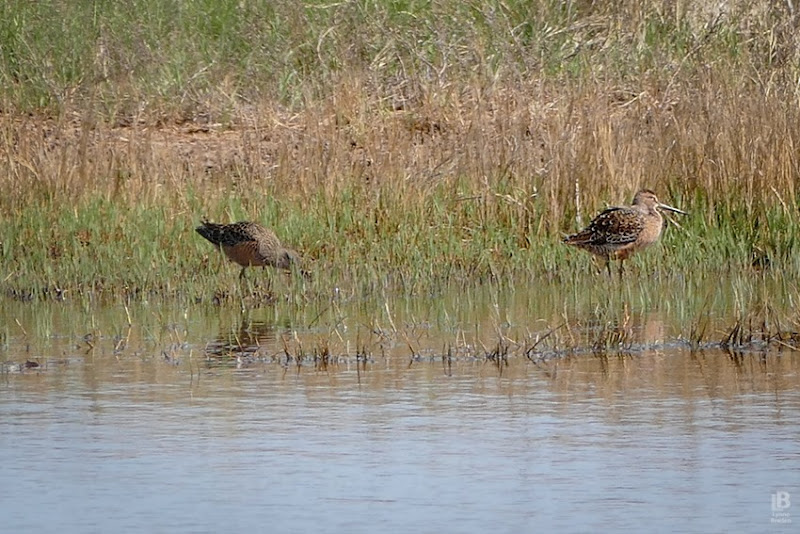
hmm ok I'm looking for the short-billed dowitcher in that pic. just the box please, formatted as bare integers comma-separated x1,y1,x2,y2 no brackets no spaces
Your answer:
196,219,301,280
563,189,686,276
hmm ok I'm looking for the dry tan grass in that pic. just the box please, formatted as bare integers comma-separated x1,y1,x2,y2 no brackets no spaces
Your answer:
4,67,798,225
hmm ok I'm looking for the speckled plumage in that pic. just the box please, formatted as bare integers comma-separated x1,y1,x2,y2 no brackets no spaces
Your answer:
563,190,686,275
196,219,300,279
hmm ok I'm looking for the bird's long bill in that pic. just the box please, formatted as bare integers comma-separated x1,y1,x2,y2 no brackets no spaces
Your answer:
658,202,687,215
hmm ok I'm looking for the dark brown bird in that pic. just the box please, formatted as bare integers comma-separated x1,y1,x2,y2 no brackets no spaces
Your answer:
196,219,301,280
563,189,686,276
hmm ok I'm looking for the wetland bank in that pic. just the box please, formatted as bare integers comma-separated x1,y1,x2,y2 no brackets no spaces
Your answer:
2,1,800,532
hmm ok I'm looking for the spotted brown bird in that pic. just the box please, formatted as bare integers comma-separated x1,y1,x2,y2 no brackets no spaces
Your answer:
196,219,301,280
563,189,686,276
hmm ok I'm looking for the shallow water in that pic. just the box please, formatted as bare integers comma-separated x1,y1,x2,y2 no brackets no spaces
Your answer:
1,291,799,533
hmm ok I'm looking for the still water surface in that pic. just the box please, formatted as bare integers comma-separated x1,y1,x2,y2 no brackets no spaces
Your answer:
1,295,798,533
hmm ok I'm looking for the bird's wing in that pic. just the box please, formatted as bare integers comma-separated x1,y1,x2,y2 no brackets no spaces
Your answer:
223,222,261,246
582,207,644,246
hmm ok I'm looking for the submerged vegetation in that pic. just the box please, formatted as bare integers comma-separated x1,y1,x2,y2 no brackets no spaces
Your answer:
1,0,800,330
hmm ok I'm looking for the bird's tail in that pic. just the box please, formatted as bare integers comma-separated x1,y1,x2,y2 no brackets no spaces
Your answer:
195,219,226,246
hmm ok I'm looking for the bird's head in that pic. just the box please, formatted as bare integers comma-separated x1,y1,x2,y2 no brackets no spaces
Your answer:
633,189,686,215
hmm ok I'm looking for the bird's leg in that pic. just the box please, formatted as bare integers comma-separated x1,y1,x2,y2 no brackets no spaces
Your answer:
604,257,612,277
618,260,625,280
237,267,249,307
265,268,273,294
